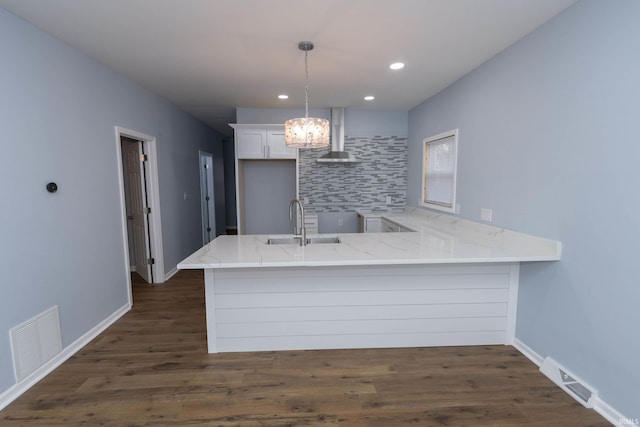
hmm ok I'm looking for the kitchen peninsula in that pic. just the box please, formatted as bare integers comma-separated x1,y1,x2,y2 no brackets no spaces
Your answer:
178,208,561,353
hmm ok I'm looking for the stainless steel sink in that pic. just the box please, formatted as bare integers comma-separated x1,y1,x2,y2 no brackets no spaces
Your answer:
267,237,301,245
307,236,341,244
267,236,341,245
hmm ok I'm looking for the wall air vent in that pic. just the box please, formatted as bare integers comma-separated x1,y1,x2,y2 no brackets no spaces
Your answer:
10,306,62,382
540,357,597,408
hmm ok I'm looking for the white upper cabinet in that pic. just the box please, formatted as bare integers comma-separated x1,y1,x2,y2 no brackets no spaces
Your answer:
231,124,297,159
266,129,295,158
235,128,266,159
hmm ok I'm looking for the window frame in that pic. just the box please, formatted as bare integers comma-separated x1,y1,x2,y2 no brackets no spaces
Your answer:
421,129,459,214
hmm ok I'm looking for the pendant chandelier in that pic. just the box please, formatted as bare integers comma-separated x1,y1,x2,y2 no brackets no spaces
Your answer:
284,41,330,148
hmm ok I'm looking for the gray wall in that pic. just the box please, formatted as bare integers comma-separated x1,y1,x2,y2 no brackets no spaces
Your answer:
408,0,639,416
0,8,224,395
242,160,297,235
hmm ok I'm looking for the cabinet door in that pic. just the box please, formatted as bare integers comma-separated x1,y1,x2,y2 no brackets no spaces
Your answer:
364,217,382,232
236,129,266,159
267,130,297,159
381,218,400,232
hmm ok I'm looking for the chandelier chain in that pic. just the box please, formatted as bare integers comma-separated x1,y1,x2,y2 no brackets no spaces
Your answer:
304,49,309,120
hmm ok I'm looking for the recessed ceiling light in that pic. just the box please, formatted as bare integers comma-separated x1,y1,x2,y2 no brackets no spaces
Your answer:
278,94,289,100
364,95,375,101
389,62,405,70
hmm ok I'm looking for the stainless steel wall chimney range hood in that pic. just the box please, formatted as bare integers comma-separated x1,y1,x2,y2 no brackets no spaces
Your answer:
316,108,358,163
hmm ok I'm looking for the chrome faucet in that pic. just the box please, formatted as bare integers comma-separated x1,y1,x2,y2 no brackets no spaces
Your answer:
289,198,306,246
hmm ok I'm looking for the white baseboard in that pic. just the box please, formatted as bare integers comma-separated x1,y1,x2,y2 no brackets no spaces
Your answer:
594,399,634,427
164,266,178,281
512,338,626,427
0,303,131,411
512,337,544,366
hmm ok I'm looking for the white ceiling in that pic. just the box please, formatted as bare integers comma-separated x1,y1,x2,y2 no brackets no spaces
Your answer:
0,0,578,136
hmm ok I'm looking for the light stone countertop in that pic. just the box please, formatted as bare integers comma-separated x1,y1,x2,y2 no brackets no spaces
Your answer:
178,207,561,270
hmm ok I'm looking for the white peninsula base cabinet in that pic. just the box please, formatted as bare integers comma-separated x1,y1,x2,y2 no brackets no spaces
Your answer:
179,208,561,354
204,262,519,353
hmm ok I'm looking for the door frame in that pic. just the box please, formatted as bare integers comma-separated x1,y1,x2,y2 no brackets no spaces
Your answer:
121,138,153,283
115,126,165,304
199,150,216,245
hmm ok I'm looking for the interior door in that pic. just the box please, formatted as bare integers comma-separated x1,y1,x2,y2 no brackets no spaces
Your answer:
200,152,216,244
124,140,152,283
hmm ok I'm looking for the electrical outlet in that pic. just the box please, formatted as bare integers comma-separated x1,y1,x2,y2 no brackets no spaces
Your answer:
480,208,493,222
304,197,309,204
338,218,344,227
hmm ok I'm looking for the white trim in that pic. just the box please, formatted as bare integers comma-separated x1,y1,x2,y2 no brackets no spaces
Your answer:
0,303,130,411
115,128,134,306
229,123,288,131
115,126,165,293
199,150,216,245
512,337,545,366
235,155,243,234
421,129,459,214
164,266,179,281
144,137,165,284
204,269,217,353
594,398,631,427
513,338,629,426
505,263,520,344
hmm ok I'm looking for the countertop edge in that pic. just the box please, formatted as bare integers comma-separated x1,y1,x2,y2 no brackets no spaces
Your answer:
178,255,561,270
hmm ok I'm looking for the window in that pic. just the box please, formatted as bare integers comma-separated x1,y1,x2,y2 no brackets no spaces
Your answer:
422,129,458,213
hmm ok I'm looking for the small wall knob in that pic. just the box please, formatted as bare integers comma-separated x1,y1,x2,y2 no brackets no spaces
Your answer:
46,182,58,193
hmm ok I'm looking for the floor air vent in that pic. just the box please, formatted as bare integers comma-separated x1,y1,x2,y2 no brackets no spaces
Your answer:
540,357,597,408
10,306,62,382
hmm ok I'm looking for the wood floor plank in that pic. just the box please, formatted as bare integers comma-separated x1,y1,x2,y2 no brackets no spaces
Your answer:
0,270,611,426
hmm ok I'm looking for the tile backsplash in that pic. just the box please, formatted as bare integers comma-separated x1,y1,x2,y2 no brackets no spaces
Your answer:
299,136,407,213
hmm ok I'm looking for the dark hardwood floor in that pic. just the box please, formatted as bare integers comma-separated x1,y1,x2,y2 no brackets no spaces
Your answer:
1,270,610,426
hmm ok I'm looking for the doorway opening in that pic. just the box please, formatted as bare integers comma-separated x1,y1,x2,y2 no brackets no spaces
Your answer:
199,151,216,244
115,127,165,305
